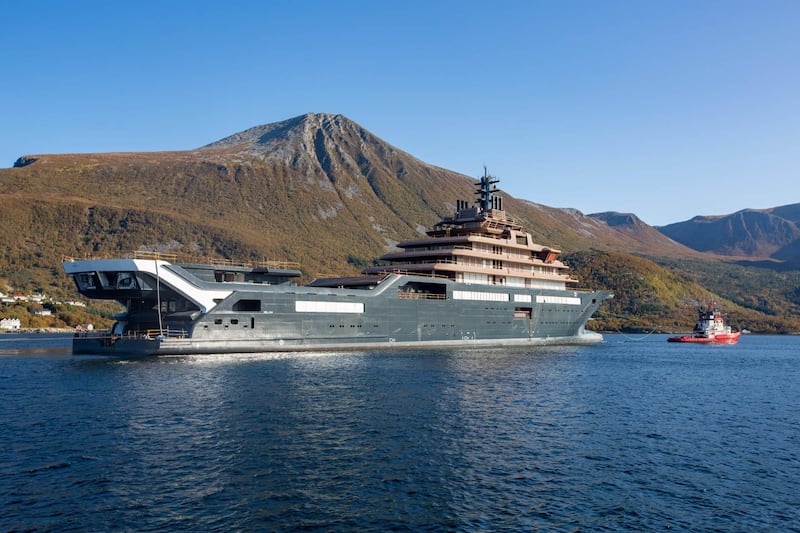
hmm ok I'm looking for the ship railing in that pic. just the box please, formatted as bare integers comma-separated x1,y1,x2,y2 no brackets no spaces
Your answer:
369,269,450,280
63,252,300,270
73,327,189,340
132,250,179,262
143,328,189,339
64,251,180,262
204,257,302,270
401,244,474,252
381,259,573,278
398,291,447,300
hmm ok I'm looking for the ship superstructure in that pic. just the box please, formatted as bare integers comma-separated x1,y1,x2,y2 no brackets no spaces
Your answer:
63,171,612,355
364,171,575,291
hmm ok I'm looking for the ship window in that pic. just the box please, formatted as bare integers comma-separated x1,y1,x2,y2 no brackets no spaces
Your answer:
516,236,527,245
538,249,558,263
514,307,532,319
398,282,447,300
453,290,509,302
233,299,261,312
214,319,223,325
231,319,239,325
75,273,97,290
215,271,242,282
116,272,136,289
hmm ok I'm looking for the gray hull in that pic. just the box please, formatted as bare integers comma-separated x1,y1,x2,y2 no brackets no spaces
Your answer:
73,332,605,356
72,274,611,356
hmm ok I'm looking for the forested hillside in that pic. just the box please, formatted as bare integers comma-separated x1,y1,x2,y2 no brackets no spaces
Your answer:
566,251,800,333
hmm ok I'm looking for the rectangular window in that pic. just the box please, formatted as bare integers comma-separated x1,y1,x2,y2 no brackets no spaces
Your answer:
295,300,364,314
514,307,532,318
76,273,97,290
453,290,509,302
233,299,261,312
536,295,581,305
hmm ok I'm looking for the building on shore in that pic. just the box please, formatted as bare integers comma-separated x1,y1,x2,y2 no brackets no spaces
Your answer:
1,318,21,330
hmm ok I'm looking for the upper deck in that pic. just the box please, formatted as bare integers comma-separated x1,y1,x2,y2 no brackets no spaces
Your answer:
364,170,577,289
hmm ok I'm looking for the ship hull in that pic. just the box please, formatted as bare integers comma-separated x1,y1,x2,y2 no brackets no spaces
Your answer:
64,263,610,356
667,332,740,344
72,330,606,356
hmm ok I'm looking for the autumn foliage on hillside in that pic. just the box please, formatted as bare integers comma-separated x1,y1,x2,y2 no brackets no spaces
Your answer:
566,251,800,334
2,113,800,333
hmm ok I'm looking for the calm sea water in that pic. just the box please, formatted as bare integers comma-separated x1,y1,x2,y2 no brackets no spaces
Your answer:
1,333,798,531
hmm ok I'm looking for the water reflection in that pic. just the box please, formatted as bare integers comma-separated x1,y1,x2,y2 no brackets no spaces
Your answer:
3,337,798,530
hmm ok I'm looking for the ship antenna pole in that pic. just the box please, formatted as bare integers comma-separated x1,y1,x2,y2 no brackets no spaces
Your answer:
155,256,164,336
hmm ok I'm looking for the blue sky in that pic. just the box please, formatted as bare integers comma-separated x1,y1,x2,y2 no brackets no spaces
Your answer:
2,0,798,226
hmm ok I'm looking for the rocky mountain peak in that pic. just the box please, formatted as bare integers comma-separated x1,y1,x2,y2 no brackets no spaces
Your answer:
589,211,645,228
198,112,403,184
201,113,363,157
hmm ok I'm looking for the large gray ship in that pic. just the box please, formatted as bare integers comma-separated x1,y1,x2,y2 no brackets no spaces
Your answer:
63,172,612,355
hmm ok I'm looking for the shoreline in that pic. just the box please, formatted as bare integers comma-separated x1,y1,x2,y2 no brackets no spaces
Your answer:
2,328,76,334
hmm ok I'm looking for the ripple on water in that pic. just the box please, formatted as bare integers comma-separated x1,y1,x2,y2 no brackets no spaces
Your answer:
1,336,799,530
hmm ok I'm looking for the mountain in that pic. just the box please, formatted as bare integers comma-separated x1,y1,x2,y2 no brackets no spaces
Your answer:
587,211,694,255
1,112,799,332
657,206,800,264
1,113,696,271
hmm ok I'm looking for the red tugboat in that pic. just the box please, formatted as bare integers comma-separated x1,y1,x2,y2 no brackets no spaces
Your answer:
667,302,740,344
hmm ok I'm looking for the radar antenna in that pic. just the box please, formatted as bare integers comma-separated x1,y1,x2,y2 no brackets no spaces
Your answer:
476,166,501,212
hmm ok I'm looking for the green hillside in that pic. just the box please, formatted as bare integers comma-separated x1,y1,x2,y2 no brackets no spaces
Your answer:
566,251,800,334
2,113,799,334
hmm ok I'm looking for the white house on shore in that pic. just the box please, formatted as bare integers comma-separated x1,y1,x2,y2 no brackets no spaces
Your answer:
1,318,21,330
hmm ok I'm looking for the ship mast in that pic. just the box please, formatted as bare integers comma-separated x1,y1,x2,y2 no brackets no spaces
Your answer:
155,257,164,336
476,166,501,213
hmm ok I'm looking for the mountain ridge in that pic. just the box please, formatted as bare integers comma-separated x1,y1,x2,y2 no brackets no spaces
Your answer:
11,112,795,263
658,206,800,262
2,112,799,332
6,113,795,267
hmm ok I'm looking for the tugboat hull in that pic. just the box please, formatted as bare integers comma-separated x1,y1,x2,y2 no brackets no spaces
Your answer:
667,332,740,344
